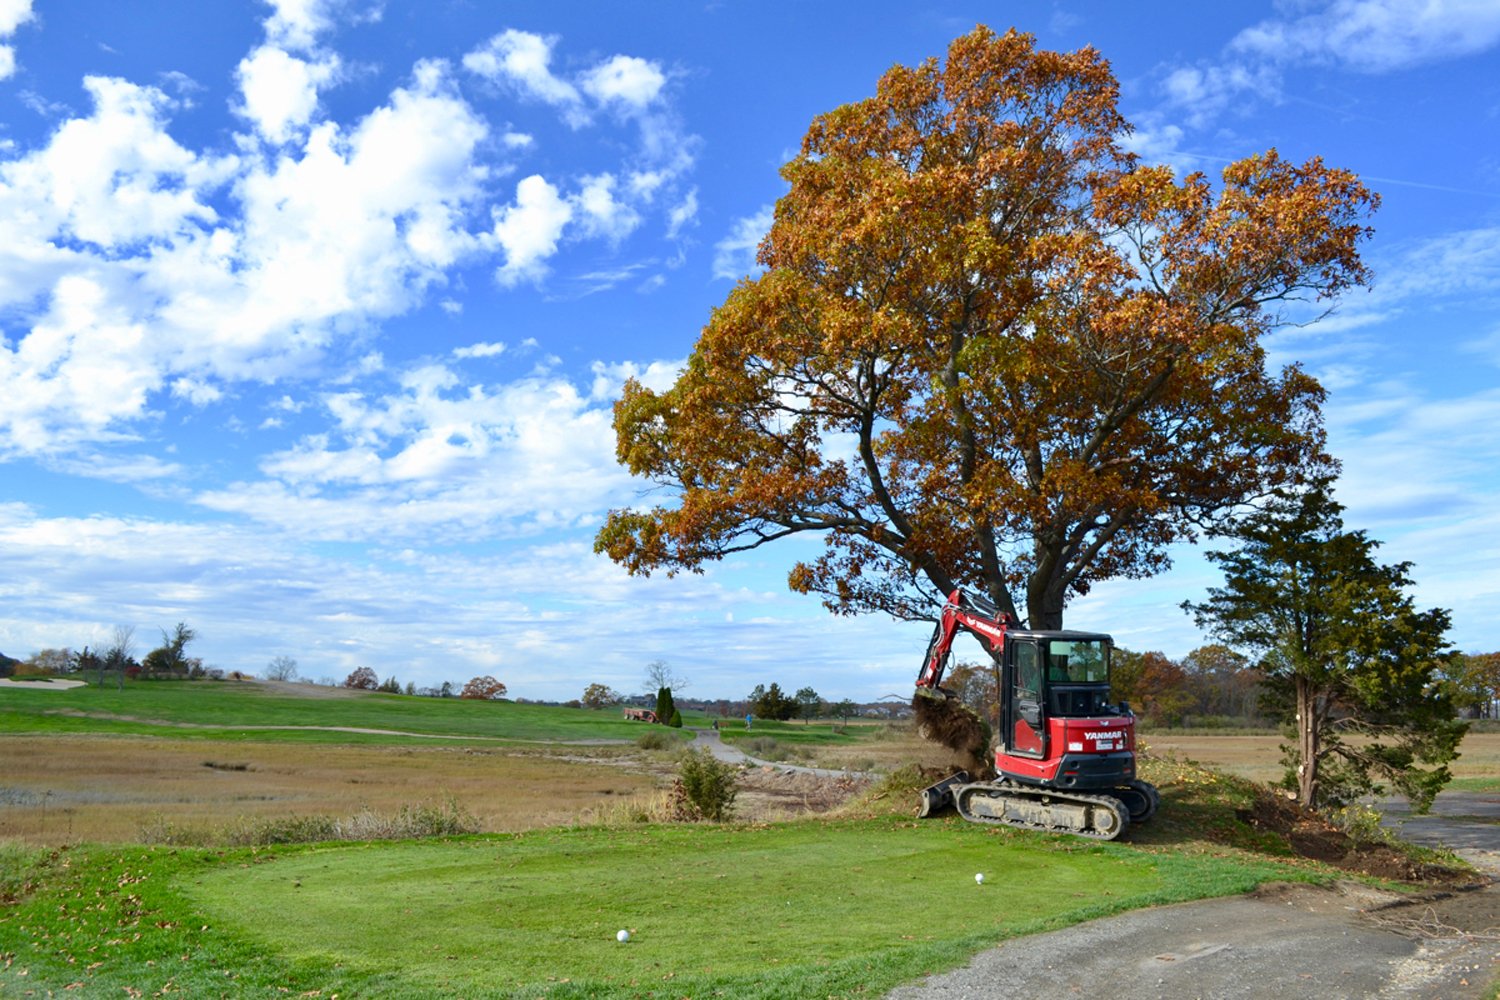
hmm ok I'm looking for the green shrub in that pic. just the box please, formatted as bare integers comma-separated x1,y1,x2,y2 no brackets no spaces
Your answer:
636,729,677,750
668,708,683,728
676,748,738,821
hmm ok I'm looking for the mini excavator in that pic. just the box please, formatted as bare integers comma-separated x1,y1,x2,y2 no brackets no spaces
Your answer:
914,589,1160,840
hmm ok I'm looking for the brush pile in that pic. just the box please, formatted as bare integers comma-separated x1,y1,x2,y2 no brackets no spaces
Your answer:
912,689,993,778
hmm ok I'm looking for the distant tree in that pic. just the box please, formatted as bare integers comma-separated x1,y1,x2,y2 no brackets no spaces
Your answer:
794,686,823,724
1187,477,1465,811
461,676,508,700
750,682,796,721
655,686,678,725
644,660,687,694
945,662,1000,727
377,675,401,693
25,648,74,675
404,681,417,696
439,680,455,698
582,683,621,709
344,666,379,690
831,698,858,724
143,622,200,678
100,626,135,690
1451,652,1500,720
265,654,299,682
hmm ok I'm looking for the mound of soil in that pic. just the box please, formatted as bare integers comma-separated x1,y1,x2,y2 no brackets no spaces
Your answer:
911,692,992,777
1237,789,1476,886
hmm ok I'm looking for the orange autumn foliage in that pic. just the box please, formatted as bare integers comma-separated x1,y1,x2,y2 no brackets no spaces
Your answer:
596,26,1377,630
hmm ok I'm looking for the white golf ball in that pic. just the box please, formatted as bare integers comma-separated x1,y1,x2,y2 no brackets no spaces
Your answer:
975,873,984,885
616,929,630,942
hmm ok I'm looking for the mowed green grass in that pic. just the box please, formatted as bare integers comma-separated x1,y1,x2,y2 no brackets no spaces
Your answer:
1,818,1302,999
0,679,696,745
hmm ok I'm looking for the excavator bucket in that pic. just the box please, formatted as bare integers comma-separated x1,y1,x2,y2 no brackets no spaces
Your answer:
917,770,970,817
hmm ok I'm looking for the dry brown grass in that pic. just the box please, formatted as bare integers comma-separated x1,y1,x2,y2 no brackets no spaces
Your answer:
0,735,657,845
1142,731,1500,786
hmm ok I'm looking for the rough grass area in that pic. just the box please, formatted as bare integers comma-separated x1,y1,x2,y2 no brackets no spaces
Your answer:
0,677,660,743
0,737,657,845
0,818,1307,999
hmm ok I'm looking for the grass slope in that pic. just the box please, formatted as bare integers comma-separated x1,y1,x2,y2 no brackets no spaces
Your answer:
0,679,689,745
1,817,1304,999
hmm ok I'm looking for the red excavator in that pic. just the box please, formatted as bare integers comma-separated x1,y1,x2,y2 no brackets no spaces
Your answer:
914,589,1159,840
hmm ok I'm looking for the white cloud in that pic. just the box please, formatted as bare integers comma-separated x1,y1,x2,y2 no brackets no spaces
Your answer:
574,173,641,243
453,341,506,359
197,362,642,540
235,45,340,144
463,30,586,125
492,174,573,286
1159,0,1500,125
580,55,666,109
1231,0,1500,72
712,206,773,280
262,0,336,53
0,0,32,82
666,188,698,238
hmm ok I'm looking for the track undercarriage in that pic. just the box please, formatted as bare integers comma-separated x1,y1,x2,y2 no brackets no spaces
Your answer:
918,771,1160,841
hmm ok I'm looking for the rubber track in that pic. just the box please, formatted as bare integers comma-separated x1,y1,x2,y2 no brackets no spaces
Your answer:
955,783,1131,841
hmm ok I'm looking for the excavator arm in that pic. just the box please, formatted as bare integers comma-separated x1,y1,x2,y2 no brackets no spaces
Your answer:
915,589,1015,692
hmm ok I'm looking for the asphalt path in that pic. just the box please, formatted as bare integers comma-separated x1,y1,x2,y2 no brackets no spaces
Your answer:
886,790,1500,1000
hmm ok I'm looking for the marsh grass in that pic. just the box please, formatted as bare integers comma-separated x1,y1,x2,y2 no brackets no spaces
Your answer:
137,797,478,847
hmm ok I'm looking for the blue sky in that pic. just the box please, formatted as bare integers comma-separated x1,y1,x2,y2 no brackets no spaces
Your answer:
1,0,1498,701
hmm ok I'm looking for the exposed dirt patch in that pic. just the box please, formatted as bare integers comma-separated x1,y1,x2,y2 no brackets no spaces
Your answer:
1237,787,1477,886
733,767,872,820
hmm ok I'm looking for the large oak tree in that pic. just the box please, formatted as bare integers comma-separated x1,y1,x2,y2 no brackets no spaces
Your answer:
596,27,1377,630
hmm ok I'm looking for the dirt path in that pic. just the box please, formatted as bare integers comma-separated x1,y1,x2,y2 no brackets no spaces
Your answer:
886,791,1500,999
688,726,869,778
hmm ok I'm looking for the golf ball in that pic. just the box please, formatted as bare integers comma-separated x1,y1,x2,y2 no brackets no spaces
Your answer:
975,873,984,885
616,929,630,942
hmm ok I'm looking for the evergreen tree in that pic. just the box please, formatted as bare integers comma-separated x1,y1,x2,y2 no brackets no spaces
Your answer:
1187,477,1464,811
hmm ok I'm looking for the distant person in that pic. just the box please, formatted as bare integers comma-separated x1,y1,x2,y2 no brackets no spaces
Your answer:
745,713,753,730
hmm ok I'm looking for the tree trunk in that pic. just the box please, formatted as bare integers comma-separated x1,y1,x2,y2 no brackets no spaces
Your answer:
1296,676,1320,808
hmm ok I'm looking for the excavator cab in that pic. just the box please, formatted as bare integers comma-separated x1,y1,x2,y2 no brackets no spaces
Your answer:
999,631,1123,761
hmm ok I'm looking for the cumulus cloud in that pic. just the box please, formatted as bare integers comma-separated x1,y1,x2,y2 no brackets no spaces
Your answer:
580,55,666,108
0,0,33,81
235,45,341,143
463,29,585,123
196,361,642,540
492,174,573,286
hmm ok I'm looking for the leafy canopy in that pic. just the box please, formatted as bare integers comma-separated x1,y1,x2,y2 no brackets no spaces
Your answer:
596,26,1376,629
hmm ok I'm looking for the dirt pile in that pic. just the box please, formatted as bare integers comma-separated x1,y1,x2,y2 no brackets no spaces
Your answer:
1238,789,1477,886
911,691,992,777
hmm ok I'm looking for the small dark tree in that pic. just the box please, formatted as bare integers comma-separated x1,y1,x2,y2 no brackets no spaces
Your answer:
1187,478,1465,811
750,682,796,721
655,686,678,725
794,686,823,724
378,675,401,693
676,748,738,821
832,698,858,724
344,666,379,690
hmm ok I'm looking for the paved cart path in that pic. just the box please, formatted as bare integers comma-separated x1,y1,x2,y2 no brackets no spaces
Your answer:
886,790,1500,1000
